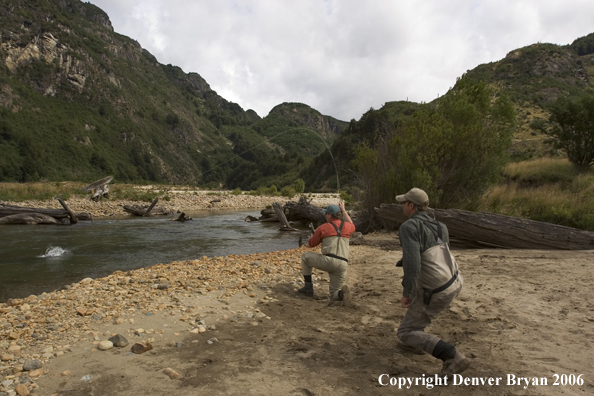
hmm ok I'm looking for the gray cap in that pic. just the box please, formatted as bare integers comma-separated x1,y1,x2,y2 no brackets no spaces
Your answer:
395,188,429,206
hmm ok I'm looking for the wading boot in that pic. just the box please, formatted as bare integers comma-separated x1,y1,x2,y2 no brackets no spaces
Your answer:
338,285,352,307
441,351,471,378
297,282,314,296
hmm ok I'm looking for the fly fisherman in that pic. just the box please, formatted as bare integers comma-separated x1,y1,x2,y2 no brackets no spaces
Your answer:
395,188,470,377
298,201,355,305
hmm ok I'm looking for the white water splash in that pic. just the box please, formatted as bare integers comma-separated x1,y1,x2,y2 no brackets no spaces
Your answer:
38,246,68,258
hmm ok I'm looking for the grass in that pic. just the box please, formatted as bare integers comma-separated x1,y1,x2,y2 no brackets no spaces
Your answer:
0,181,85,202
480,158,594,230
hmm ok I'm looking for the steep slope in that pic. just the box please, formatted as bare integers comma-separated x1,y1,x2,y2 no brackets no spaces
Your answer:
0,0,344,188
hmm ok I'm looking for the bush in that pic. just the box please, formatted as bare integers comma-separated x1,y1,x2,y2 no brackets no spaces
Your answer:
546,95,594,170
281,186,296,198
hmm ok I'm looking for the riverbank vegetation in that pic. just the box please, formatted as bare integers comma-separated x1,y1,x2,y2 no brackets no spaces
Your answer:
479,157,594,230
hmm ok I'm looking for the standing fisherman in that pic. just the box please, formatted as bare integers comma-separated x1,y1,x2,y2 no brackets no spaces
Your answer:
298,201,355,305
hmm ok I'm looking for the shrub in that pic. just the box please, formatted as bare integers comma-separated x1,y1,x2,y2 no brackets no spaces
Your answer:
281,186,296,198
546,95,594,170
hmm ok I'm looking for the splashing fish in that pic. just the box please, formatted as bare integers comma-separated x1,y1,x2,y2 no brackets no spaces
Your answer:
38,246,68,258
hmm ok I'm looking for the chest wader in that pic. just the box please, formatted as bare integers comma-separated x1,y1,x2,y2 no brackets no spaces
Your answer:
417,219,459,305
322,219,349,262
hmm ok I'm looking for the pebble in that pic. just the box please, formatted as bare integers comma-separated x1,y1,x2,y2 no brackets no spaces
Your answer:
28,369,42,378
22,360,42,372
162,368,180,379
108,334,129,347
131,342,152,354
97,341,113,351
14,384,28,396
6,346,21,355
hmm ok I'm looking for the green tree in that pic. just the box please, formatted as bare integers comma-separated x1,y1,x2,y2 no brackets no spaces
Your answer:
547,95,594,170
354,75,516,213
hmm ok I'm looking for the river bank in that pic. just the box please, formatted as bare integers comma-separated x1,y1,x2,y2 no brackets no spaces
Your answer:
1,191,340,219
1,230,593,395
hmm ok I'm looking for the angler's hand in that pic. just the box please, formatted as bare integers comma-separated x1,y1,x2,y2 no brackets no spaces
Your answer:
401,296,412,308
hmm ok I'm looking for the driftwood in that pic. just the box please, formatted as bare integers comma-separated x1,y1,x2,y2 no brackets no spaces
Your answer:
57,197,77,224
255,207,278,222
0,213,61,225
174,212,192,222
123,197,172,217
284,196,326,228
272,202,298,231
375,203,594,250
0,200,92,225
82,176,113,201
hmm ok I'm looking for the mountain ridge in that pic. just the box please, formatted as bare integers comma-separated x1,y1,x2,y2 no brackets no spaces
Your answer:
0,0,345,188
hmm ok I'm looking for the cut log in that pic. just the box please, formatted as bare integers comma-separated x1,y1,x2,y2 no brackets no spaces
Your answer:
375,203,594,250
0,213,61,225
272,202,298,231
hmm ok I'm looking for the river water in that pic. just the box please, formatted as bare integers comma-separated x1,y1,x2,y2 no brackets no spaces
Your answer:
0,210,306,302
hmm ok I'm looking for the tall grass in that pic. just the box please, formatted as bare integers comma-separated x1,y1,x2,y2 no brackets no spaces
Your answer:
0,182,85,202
480,158,594,230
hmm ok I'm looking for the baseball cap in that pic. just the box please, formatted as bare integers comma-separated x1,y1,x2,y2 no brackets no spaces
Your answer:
322,204,341,215
395,188,429,206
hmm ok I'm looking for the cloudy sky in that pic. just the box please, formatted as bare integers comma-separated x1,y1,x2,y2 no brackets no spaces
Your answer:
90,0,594,121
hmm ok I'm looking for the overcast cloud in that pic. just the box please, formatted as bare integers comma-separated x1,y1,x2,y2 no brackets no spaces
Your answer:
90,0,594,121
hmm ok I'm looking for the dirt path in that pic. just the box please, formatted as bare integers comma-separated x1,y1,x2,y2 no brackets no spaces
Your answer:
8,233,594,395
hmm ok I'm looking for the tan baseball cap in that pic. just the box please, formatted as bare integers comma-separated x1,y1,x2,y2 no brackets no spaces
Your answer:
395,188,429,206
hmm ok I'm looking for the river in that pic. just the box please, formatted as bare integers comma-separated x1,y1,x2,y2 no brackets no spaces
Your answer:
0,210,306,302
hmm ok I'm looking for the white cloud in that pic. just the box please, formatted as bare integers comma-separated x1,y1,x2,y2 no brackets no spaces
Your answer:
90,0,594,120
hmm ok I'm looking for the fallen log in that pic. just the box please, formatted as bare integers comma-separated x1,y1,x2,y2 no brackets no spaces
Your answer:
57,197,78,224
375,203,594,250
0,202,92,223
283,196,326,228
0,213,61,225
272,202,298,231
122,198,172,217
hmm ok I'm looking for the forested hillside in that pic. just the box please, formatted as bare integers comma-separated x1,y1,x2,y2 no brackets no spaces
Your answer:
0,0,345,189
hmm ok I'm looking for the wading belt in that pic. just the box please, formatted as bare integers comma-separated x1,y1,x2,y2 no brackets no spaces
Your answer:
324,219,348,262
423,271,458,305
